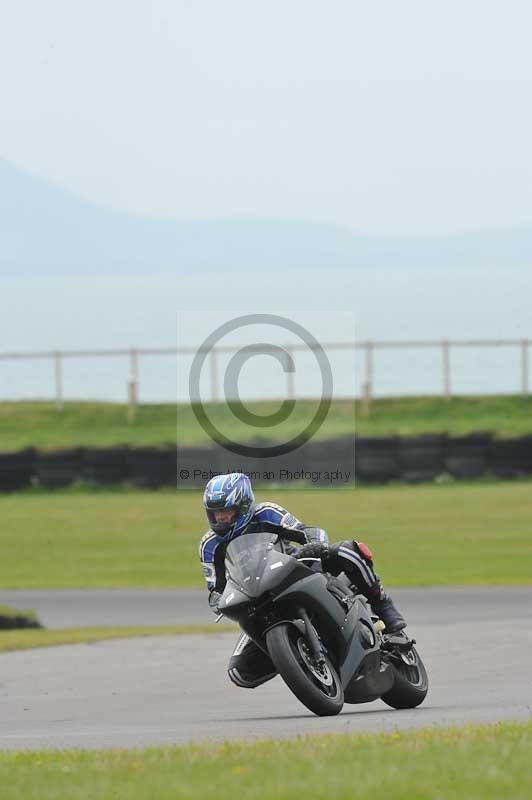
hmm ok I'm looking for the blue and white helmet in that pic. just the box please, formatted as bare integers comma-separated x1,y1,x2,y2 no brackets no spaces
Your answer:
203,473,255,540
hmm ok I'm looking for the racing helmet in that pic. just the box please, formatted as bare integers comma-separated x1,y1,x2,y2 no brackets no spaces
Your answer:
203,473,255,539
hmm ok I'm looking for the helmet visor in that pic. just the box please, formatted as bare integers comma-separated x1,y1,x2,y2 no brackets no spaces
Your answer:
206,506,239,534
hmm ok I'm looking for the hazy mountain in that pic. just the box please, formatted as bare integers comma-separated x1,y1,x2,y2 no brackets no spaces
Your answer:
1,158,531,277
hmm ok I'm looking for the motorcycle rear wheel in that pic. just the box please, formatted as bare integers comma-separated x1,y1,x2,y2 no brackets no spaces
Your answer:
381,645,429,709
266,622,344,716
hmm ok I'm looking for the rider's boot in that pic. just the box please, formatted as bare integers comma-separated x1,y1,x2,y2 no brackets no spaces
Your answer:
366,583,406,633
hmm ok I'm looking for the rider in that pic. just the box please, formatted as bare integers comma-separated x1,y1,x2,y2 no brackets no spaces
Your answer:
199,472,407,689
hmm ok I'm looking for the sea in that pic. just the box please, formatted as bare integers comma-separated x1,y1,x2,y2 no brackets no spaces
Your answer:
1,265,531,404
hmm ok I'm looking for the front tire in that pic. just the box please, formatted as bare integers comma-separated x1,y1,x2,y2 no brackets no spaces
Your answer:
266,622,344,716
381,645,429,709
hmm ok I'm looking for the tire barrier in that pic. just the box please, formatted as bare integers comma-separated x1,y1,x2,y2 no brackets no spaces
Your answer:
0,434,531,490
444,434,492,479
127,447,176,488
354,438,399,483
0,448,35,492
35,448,83,489
488,436,532,479
397,435,447,484
304,437,356,484
81,447,128,486
187,438,357,486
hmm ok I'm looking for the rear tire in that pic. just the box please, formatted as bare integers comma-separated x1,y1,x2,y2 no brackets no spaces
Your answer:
266,623,344,716
381,646,428,709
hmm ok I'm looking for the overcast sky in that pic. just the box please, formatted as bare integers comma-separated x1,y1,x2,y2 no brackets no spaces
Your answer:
1,0,531,234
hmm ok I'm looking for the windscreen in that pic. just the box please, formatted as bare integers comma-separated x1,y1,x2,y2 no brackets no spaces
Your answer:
225,532,280,594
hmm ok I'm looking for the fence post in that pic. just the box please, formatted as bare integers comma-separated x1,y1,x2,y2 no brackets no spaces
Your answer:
210,349,219,402
442,340,451,401
285,346,295,400
521,339,529,396
361,341,373,416
54,351,63,412
128,348,139,422
361,381,371,417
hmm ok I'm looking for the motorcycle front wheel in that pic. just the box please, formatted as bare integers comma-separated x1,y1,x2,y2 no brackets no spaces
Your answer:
266,622,344,716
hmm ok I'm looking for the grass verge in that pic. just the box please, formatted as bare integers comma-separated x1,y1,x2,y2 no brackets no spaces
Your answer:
1,395,532,451
0,624,235,654
1,483,531,588
0,722,530,799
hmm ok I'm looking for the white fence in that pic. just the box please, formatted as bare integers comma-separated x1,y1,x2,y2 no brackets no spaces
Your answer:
0,338,530,411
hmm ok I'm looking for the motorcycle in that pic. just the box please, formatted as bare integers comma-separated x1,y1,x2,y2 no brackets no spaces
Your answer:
218,532,428,716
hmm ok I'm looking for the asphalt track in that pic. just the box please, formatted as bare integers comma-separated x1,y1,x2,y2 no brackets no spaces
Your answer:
1,586,530,628
0,588,531,750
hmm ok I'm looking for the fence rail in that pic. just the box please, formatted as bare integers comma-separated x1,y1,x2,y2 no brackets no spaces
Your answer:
0,338,530,413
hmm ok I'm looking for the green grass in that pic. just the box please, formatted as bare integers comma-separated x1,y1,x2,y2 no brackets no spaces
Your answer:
1,483,531,588
1,395,531,451
0,722,531,799
0,401,178,450
0,624,235,653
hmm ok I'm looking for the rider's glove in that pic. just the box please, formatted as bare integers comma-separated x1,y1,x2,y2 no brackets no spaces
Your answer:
208,590,222,614
295,542,330,564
